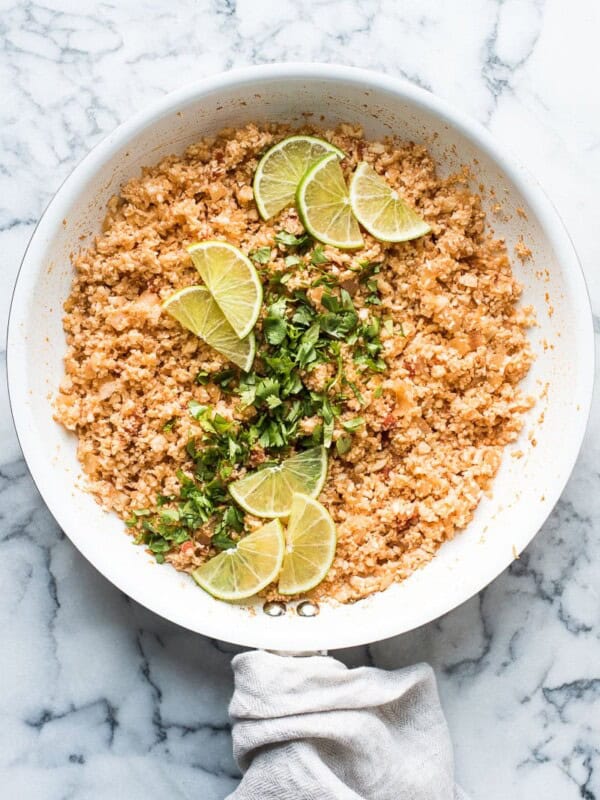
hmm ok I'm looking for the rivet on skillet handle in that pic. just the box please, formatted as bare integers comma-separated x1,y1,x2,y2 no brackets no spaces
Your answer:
297,600,320,617
263,600,287,617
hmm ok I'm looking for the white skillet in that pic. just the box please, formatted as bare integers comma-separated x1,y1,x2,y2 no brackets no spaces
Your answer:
7,64,594,652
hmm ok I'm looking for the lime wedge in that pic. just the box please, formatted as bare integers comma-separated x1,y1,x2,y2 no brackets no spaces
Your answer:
349,161,431,242
253,135,344,220
229,446,328,519
192,519,284,601
296,152,363,249
278,493,337,595
163,286,255,371
187,241,262,339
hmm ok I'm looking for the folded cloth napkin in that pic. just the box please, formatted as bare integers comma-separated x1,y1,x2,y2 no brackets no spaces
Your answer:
226,650,468,800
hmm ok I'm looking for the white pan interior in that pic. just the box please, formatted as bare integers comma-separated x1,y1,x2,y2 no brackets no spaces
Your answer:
7,65,593,651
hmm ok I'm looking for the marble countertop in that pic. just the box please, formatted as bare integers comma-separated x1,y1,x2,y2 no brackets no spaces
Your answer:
1,1,599,797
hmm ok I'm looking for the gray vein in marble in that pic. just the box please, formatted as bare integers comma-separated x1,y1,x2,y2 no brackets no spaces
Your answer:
481,0,545,122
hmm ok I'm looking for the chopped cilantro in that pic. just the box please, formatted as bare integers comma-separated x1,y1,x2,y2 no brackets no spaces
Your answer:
310,245,328,266
264,298,288,345
255,376,282,409
326,341,344,392
296,323,321,368
291,304,314,327
360,264,383,305
351,315,387,374
266,270,292,289
135,240,392,565
249,246,272,264
160,507,180,524
133,409,257,559
335,433,352,456
189,400,209,420
311,272,339,288
275,230,311,248
345,379,366,405
212,505,244,550
162,417,176,433
321,397,335,448
318,289,358,339
341,417,365,432
359,260,382,277
210,367,238,393
365,275,382,305
354,353,387,372
126,508,151,527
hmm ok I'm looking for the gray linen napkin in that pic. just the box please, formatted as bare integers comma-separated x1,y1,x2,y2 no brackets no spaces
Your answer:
226,650,468,800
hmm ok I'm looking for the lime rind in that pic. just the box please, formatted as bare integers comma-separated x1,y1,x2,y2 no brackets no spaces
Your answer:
296,153,364,250
187,241,263,339
349,161,431,243
278,493,337,595
192,519,285,601
228,446,328,518
253,135,344,220
163,285,255,371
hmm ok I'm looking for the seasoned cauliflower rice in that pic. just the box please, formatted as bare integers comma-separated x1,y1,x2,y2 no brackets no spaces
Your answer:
54,122,535,604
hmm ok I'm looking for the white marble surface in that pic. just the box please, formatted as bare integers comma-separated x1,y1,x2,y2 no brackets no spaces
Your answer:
1,1,599,797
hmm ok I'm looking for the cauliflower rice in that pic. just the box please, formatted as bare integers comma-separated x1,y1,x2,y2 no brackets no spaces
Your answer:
54,122,535,604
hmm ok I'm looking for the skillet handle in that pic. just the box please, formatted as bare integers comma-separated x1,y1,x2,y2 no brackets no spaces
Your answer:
266,649,328,657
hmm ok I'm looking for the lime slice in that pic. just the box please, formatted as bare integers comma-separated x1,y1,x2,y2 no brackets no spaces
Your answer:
192,519,284,601
278,493,337,595
253,135,344,220
187,241,262,339
349,161,431,242
163,286,255,371
296,152,363,249
229,446,328,519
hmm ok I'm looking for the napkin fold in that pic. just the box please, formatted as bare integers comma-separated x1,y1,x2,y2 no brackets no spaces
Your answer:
226,650,468,800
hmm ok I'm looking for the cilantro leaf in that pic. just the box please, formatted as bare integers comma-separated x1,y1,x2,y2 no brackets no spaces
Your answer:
335,433,352,456
210,368,238,393
255,377,281,407
264,298,288,345
211,529,237,550
291,305,315,327
341,417,365,432
264,316,287,345
189,400,209,420
275,230,311,248
345,379,366,405
310,245,328,265
296,323,321,368
212,505,244,551
321,397,335,448
318,289,358,339
249,247,272,265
